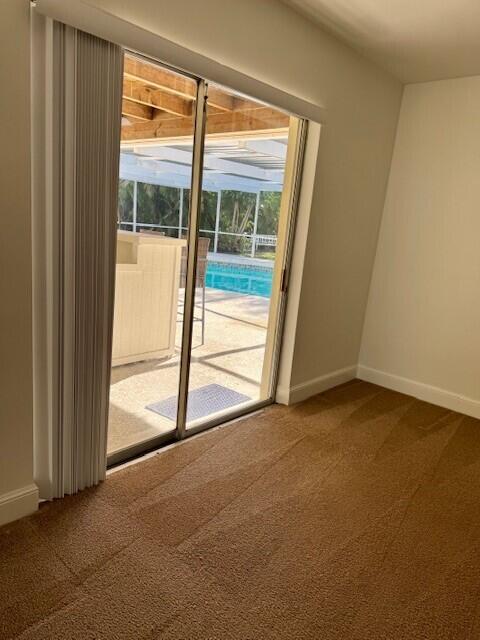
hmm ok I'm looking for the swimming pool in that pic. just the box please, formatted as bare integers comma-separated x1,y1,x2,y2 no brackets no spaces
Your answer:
206,261,273,298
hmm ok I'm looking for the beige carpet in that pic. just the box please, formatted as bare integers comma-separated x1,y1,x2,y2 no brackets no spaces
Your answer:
2,380,480,639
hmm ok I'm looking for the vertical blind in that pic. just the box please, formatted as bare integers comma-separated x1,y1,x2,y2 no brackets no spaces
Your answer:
46,21,123,496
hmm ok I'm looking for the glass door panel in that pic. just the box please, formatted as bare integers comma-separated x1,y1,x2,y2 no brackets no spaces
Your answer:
184,83,301,431
107,53,198,458
107,52,305,460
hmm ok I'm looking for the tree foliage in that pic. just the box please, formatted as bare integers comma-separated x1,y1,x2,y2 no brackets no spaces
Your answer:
118,179,134,222
257,192,281,235
137,182,180,227
117,181,282,257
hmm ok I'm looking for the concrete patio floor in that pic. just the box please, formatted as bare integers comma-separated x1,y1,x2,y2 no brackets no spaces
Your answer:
107,288,271,455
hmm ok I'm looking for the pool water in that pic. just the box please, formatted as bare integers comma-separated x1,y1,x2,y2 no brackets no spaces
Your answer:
206,261,273,298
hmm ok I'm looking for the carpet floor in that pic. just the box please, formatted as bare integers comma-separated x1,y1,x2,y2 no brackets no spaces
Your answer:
2,380,480,639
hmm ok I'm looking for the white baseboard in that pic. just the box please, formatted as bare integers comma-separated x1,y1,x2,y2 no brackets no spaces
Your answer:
276,365,357,405
357,365,480,420
0,483,39,528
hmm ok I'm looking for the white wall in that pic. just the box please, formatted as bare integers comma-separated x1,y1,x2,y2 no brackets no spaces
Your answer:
360,77,480,417
87,0,402,399
0,0,401,522
0,0,39,525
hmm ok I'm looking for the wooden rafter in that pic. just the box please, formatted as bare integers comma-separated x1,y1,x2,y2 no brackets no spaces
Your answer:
124,55,236,112
121,98,153,122
206,87,235,112
123,79,193,117
121,106,290,142
124,56,196,100
121,54,290,142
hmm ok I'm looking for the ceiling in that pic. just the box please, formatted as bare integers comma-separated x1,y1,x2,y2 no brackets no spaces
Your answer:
281,0,480,83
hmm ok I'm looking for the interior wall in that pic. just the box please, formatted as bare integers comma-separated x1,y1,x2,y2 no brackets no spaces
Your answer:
86,0,403,397
0,0,37,516
360,77,480,417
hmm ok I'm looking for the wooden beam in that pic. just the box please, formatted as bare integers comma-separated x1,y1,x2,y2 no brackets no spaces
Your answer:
121,106,290,142
149,90,193,117
124,56,196,100
123,79,193,117
121,98,153,121
124,55,235,112
207,87,235,112
124,104,222,126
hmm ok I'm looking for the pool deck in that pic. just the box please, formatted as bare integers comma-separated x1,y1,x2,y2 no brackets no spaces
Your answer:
107,288,271,455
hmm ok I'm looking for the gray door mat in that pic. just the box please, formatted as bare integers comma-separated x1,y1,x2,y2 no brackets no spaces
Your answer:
146,383,251,423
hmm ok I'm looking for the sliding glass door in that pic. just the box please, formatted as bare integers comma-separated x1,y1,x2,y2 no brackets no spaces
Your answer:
107,52,305,462
184,83,303,434
107,54,198,458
